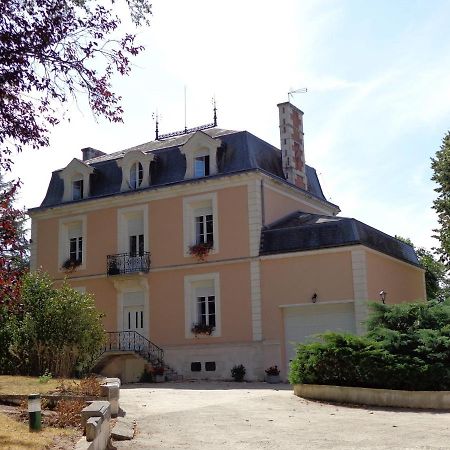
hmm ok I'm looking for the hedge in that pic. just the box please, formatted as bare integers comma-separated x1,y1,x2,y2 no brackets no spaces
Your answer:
288,301,450,391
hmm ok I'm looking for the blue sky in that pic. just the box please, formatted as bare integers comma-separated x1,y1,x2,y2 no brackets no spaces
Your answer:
11,0,450,250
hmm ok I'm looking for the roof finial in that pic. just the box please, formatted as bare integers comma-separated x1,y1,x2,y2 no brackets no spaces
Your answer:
212,96,217,127
152,110,160,140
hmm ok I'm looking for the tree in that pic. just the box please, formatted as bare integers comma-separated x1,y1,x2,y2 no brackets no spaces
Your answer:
4,271,105,377
0,0,151,171
396,235,449,301
0,177,28,314
431,131,450,266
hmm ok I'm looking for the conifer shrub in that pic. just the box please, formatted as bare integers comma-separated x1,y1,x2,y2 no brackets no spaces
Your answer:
288,301,450,391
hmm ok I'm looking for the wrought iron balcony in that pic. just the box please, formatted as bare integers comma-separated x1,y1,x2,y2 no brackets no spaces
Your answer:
106,252,151,276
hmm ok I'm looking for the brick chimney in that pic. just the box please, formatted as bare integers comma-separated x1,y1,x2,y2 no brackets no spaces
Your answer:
81,147,106,161
277,102,307,189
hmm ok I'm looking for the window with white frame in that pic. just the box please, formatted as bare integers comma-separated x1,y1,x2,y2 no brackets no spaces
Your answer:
68,222,83,263
117,151,153,192
72,179,84,200
195,213,213,245
60,159,93,202
194,154,210,177
183,193,218,256
197,294,216,327
126,212,144,256
129,162,144,189
184,273,221,338
59,216,87,271
179,131,220,179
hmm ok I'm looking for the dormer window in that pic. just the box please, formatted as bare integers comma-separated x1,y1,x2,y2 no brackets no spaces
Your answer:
60,159,94,203
180,131,220,179
118,151,154,192
129,162,144,189
72,179,84,200
194,155,210,177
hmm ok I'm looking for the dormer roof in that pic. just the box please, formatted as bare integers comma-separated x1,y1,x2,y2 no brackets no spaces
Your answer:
37,129,337,211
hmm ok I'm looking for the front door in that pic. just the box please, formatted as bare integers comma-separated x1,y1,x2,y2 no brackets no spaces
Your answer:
121,291,145,350
121,306,144,350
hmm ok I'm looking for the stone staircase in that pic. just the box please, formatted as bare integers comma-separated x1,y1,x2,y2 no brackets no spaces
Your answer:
92,331,182,381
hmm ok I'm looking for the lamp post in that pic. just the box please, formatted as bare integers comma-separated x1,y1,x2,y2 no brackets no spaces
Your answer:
28,393,42,432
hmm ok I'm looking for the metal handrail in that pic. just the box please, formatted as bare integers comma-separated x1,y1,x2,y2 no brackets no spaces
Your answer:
106,252,151,276
101,330,164,366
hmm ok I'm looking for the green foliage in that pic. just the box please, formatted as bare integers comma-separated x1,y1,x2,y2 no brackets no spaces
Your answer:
431,132,450,267
38,369,53,384
231,364,246,382
1,271,105,377
289,301,450,391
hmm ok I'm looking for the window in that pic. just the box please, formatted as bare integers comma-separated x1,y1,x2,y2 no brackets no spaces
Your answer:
68,222,83,263
59,216,86,271
127,309,143,330
60,158,93,202
205,361,216,372
183,193,218,256
72,179,84,200
191,362,201,372
194,155,210,177
184,273,221,338
197,295,216,327
129,162,144,189
129,234,144,256
179,131,220,179
69,236,83,263
195,214,213,245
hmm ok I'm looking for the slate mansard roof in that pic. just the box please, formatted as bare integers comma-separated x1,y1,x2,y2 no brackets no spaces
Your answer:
38,128,332,209
260,212,419,266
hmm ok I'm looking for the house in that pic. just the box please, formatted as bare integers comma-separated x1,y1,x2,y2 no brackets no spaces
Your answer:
28,101,425,382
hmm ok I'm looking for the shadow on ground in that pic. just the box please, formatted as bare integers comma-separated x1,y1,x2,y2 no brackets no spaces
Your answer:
120,380,292,391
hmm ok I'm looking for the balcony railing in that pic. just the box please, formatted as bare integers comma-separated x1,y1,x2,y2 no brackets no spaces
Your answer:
106,252,151,276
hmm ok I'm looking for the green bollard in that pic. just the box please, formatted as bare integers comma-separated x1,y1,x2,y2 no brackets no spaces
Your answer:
28,393,42,432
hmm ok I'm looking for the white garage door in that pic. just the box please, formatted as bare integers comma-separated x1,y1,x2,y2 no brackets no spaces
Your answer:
284,302,356,367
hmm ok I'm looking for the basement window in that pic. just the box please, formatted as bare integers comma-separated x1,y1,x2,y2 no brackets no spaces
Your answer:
205,361,216,372
191,362,201,372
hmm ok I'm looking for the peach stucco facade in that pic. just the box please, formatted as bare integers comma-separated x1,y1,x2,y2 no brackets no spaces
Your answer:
29,116,426,382
30,170,425,381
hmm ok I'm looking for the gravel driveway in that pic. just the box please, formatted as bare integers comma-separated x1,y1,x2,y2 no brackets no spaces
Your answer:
115,381,450,449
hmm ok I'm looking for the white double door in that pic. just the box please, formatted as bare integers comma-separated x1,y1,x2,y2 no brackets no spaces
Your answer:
121,291,145,350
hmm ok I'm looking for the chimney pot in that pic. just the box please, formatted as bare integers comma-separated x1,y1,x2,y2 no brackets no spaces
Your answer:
81,147,106,161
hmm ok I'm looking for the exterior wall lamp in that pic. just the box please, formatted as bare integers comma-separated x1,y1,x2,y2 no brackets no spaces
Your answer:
311,293,318,303
379,290,387,304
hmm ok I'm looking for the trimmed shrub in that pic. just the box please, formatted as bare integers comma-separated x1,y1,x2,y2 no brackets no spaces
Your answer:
4,271,105,377
288,301,450,391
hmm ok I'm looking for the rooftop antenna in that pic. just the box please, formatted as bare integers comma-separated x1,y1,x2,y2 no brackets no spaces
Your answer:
184,85,187,134
152,110,161,140
288,87,307,103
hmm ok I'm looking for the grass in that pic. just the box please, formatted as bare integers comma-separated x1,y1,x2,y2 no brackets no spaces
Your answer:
0,376,79,396
0,412,77,450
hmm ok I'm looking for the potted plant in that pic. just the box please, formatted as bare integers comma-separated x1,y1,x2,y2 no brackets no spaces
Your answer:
191,323,215,336
265,365,281,384
231,364,246,382
107,259,120,275
153,366,165,383
61,258,82,273
188,242,213,261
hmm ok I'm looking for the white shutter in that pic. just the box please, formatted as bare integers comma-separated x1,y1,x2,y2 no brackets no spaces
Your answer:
128,213,144,236
67,222,82,239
